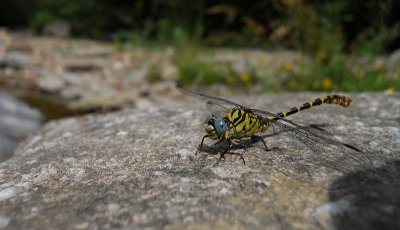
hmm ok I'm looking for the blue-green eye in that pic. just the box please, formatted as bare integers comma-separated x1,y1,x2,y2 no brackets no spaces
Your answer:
214,118,227,135
205,114,213,123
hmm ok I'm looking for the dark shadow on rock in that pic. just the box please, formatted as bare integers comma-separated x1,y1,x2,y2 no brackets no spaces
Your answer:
197,136,277,155
329,160,400,230
198,123,331,155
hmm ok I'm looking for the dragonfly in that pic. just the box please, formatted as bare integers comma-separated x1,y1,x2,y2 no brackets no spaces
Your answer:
177,85,371,172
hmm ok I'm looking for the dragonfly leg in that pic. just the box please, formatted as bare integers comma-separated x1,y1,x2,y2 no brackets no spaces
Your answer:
217,140,231,164
252,135,279,151
196,135,210,155
237,142,248,165
198,135,209,151
217,154,226,163
199,135,209,149
239,152,246,164
214,138,225,145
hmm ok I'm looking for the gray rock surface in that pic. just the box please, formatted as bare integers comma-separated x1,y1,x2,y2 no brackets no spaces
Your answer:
0,91,42,162
0,51,34,70
0,35,182,114
0,92,399,229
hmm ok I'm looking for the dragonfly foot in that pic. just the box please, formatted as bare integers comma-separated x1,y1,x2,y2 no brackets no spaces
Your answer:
216,154,226,164
239,154,246,164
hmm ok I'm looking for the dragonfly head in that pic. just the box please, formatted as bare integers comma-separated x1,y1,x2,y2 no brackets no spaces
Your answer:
203,114,228,139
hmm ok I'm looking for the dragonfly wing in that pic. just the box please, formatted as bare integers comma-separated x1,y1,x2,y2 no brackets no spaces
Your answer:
205,101,229,117
251,108,308,130
177,84,249,117
176,85,244,108
269,121,372,172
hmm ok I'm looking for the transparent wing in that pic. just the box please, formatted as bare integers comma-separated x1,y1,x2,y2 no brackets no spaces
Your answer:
205,102,228,117
177,84,242,108
250,108,309,130
267,120,372,172
252,105,371,172
177,85,288,121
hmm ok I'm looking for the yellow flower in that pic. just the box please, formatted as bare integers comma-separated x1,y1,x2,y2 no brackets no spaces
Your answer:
386,87,397,94
240,73,251,82
280,62,293,72
226,75,236,84
322,77,333,90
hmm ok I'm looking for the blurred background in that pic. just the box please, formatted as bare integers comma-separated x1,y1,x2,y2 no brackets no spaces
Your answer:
0,0,399,160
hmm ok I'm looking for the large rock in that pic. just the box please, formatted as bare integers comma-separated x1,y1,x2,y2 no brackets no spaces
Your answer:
0,92,399,229
0,91,42,162
0,29,12,60
0,51,34,70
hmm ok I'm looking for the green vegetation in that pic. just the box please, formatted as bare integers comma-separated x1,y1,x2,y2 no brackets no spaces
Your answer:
175,47,399,92
279,26,398,92
282,54,393,92
2,0,399,91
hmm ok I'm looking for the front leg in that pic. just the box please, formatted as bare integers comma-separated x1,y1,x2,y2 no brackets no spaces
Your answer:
199,135,209,150
196,135,209,155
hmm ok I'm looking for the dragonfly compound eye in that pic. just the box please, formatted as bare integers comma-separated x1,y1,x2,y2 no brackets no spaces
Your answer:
205,114,213,124
214,118,227,135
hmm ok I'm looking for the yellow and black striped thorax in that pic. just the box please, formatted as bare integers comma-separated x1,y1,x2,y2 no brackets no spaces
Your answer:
223,107,267,141
273,95,352,120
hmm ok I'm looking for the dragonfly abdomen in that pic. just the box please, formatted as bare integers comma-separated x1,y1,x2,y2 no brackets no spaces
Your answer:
276,95,352,118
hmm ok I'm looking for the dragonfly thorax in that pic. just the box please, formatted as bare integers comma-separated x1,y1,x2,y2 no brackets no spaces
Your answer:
203,114,228,140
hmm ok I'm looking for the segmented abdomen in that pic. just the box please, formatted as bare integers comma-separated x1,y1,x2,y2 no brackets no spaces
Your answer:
276,95,352,118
